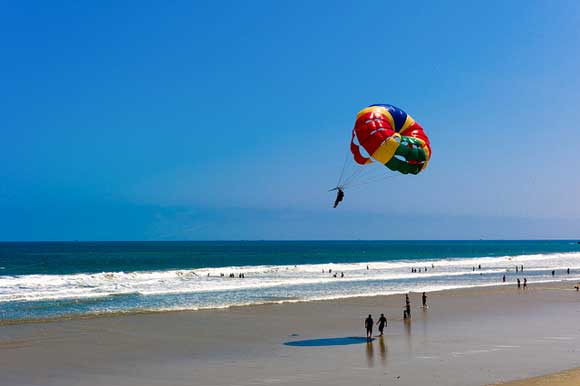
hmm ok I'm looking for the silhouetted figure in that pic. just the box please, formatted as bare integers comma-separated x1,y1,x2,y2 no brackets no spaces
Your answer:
523,278,527,289
552,270,555,276
521,265,524,272
377,313,387,335
340,272,344,278
567,268,571,274
404,294,411,320
422,292,427,308
517,278,521,288
502,275,506,283
333,188,344,208
365,314,374,340
478,264,481,270
516,266,519,273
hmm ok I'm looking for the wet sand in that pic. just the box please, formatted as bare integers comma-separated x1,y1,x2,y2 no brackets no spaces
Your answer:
1,281,580,386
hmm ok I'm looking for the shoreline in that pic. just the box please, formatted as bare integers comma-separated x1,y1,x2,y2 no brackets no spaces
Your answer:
3,277,579,326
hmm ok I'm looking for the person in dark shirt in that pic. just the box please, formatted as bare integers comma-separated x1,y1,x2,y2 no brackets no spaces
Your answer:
333,188,345,208
365,314,374,340
404,294,411,319
377,313,387,336
422,292,427,308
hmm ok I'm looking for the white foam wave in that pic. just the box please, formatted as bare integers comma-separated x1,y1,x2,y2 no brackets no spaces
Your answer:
1,252,579,304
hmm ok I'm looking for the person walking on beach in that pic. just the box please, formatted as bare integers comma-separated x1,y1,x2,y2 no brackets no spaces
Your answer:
365,314,374,340
517,278,521,289
422,292,427,308
523,278,527,289
404,294,411,320
502,275,506,283
377,313,387,336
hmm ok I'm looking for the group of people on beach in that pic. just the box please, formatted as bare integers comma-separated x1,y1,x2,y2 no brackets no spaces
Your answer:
364,292,428,340
322,269,345,278
411,264,434,273
215,272,246,278
501,267,575,289
364,313,388,340
516,278,527,289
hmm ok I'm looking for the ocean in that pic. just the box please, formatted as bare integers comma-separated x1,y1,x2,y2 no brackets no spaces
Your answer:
1,241,579,322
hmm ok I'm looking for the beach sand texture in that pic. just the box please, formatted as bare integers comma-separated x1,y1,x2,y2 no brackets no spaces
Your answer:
492,367,580,385
1,282,580,386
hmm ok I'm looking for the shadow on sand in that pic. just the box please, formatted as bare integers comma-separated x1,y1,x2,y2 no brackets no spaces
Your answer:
284,337,373,347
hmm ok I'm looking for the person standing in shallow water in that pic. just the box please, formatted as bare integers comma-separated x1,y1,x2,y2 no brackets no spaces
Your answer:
517,278,521,289
377,313,387,336
365,314,374,340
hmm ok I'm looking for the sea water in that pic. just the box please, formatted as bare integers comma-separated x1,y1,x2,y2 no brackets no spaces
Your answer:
1,241,579,322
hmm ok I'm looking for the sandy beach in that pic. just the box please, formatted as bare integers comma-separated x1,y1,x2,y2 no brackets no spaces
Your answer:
1,281,580,386
495,367,580,386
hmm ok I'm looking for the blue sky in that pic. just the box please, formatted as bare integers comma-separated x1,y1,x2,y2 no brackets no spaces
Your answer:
1,1,579,240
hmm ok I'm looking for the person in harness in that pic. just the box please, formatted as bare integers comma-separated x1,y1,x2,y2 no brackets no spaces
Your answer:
333,187,344,208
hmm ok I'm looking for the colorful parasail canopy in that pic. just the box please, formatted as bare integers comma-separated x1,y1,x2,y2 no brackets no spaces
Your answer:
350,104,431,175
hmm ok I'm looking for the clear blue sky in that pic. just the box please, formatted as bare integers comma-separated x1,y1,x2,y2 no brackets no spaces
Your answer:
1,1,579,240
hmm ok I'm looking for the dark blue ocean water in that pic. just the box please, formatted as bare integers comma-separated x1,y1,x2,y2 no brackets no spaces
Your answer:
1,241,579,322
1,240,578,276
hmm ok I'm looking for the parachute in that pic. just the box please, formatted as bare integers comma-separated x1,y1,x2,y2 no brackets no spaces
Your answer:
335,104,431,190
